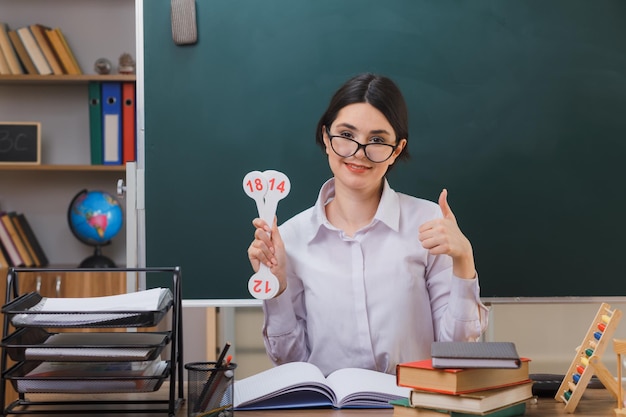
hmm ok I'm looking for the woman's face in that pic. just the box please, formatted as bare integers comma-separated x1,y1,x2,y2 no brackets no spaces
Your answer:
323,102,406,192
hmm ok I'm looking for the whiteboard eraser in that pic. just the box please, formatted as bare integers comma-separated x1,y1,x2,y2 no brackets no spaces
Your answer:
171,0,197,45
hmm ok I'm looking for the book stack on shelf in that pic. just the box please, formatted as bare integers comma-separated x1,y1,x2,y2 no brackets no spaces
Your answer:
394,342,533,417
0,21,81,75
0,211,48,269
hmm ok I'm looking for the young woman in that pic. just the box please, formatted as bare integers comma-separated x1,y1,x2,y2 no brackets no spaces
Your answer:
248,73,488,376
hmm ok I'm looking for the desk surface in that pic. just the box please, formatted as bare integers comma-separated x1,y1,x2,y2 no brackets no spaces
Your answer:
21,387,615,417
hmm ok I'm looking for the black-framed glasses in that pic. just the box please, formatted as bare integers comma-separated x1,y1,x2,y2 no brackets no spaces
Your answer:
326,127,398,163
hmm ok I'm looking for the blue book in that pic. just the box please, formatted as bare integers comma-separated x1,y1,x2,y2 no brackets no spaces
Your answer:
101,82,122,165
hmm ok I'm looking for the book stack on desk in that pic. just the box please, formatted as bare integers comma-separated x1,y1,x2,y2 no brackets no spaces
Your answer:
394,342,533,416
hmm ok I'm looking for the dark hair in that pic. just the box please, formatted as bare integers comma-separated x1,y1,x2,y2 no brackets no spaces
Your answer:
315,73,410,161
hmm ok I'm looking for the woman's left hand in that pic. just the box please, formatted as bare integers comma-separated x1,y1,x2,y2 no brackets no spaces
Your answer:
418,189,476,279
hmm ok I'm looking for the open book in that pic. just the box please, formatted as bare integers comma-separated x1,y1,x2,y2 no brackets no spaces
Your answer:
233,361,410,409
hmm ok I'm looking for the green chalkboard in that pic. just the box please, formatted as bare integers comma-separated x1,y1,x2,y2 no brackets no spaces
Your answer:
144,0,626,299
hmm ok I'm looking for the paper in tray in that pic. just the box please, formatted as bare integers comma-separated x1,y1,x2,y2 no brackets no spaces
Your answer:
1,327,171,362
3,288,173,328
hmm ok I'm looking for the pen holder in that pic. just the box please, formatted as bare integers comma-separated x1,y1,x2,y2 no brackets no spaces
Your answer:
185,361,237,417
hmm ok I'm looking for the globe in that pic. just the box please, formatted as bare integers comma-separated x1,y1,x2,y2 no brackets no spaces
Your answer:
68,189,123,267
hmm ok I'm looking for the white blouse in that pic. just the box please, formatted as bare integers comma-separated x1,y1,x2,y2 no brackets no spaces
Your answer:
262,178,488,376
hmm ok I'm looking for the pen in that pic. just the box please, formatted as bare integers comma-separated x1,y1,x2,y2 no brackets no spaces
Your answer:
196,342,231,412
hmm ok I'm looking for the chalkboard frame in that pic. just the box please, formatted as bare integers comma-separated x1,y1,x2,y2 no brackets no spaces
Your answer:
0,122,41,165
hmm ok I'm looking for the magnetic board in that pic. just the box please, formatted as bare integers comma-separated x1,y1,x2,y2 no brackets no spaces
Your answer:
144,0,626,299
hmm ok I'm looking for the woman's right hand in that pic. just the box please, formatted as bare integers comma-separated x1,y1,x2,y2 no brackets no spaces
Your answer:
247,218,288,294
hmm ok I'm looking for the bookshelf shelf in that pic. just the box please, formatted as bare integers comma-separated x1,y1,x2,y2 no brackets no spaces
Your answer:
0,74,136,85
0,164,126,172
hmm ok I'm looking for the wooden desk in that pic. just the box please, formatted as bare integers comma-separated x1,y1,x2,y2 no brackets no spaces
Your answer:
19,387,614,416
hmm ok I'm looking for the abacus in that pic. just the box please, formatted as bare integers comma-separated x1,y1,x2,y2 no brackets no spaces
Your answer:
556,303,622,413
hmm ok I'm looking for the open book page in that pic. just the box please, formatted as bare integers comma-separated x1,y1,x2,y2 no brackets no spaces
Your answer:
233,362,412,410
326,367,410,408
234,362,336,409
11,288,171,326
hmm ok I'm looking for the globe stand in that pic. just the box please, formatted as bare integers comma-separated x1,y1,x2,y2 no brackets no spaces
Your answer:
79,245,116,268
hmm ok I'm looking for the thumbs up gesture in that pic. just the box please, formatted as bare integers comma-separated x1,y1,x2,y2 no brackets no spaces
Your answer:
418,189,476,279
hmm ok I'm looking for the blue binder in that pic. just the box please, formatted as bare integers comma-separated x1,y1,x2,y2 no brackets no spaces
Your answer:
101,82,122,165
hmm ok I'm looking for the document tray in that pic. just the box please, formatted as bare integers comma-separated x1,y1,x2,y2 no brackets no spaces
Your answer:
2,291,173,328
1,328,171,362
4,360,171,394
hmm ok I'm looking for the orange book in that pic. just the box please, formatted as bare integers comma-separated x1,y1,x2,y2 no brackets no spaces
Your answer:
396,358,531,395
122,82,136,163
29,24,64,75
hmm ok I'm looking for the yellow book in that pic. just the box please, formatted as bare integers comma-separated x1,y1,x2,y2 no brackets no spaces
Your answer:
0,41,10,74
45,27,81,75
0,22,23,74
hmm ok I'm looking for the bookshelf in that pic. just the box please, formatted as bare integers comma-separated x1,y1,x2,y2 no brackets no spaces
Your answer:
0,0,136,269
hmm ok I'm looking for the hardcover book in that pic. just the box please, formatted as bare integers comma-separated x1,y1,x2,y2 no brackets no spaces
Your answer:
431,342,521,369
14,213,48,267
0,213,34,267
7,29,37,74
0,22,23,74
0,212,24,267
29,24,64,75
396,358,530,394
16,26,52,75
409,382,533,414
390,397,526,417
